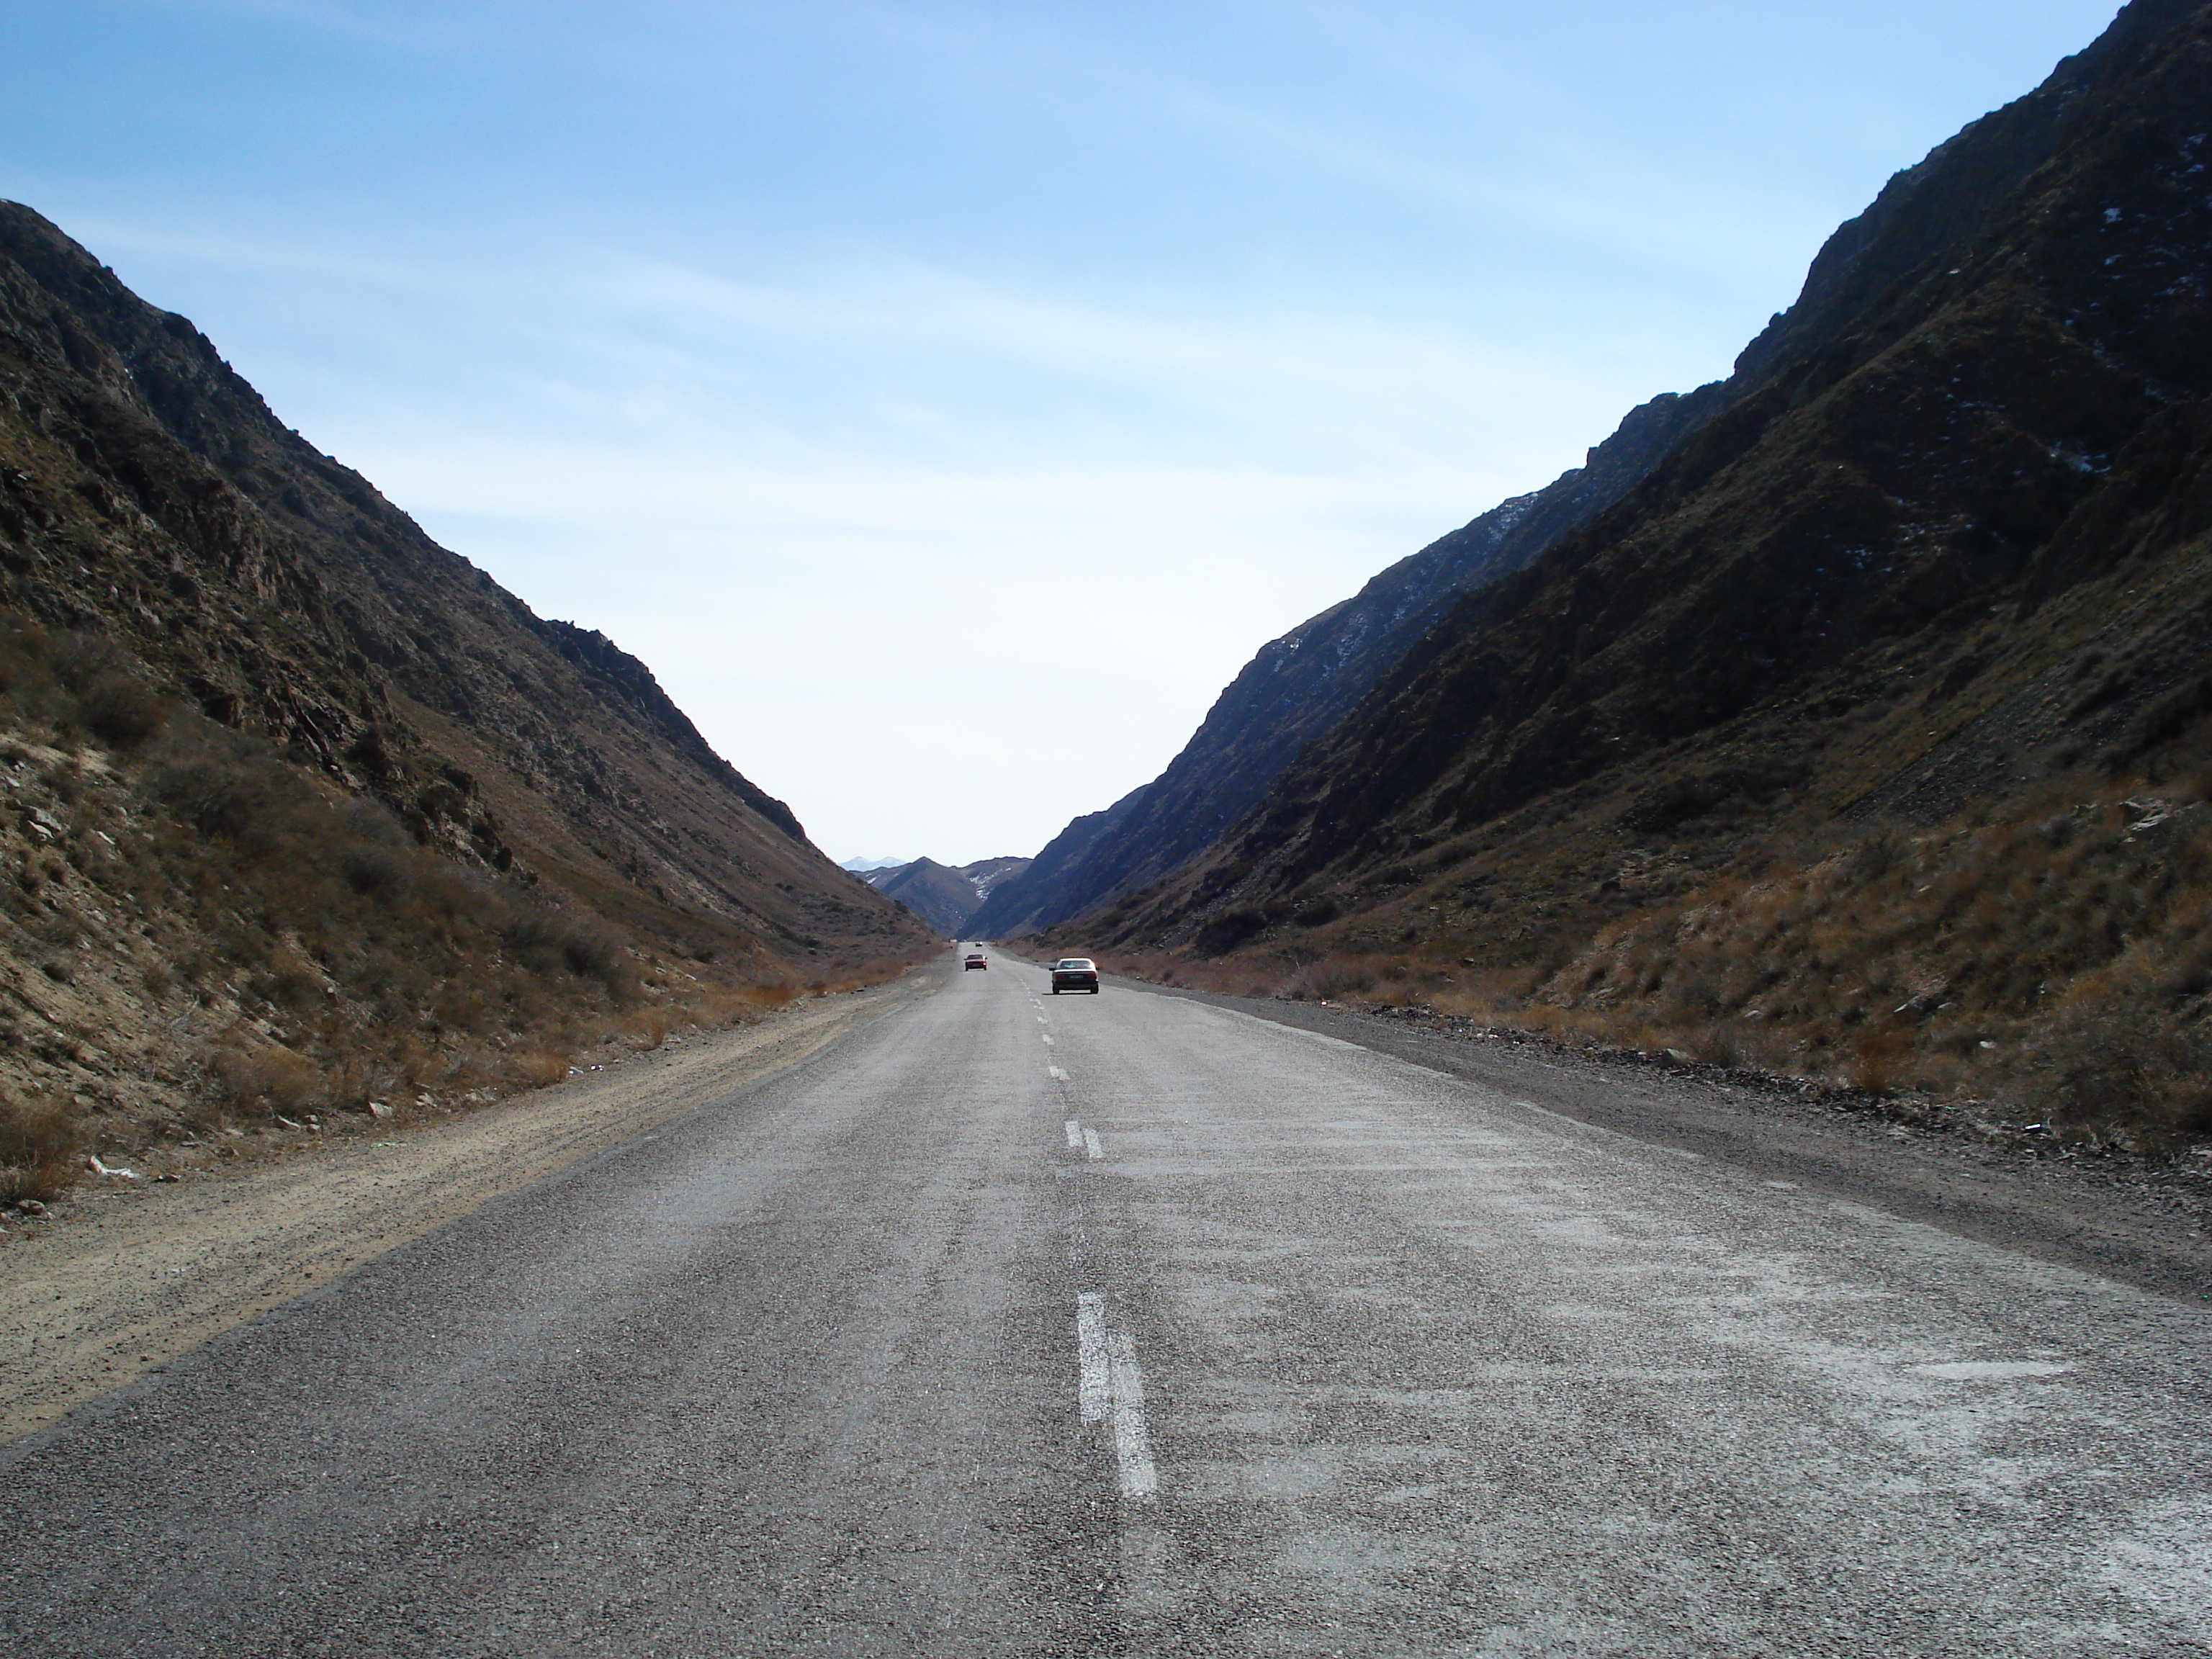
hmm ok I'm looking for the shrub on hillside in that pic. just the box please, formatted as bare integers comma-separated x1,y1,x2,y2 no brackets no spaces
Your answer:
0,1092,78,1203
2020,1001,2212,1146
76,674,168,750
1524,783,2212,1143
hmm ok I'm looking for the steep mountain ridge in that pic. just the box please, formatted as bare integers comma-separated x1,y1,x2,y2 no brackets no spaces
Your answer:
1058,0,2212,1146
971,385,1727,937
0,202,921,968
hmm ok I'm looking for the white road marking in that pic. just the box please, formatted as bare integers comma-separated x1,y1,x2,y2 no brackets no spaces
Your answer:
1048,1065,1069,1081
1076,1293,1110,1423
1065,1120,1083,1149
1276,1025,1364,1052
1074,1295,1159,1498
1083,1128,1103,1161
1106,1331,1159,1498
1216,1012,1364,1053
1042,1034,1055,1046
1037,1015,1048,1025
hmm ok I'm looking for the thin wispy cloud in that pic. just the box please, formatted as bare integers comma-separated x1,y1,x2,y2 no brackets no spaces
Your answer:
1,0,2125,860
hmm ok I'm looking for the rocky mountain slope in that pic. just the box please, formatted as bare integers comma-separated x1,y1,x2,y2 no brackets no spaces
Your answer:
1058,0,2212,1146
0,204,923,970
0,203,932,1197
971,387,1726,937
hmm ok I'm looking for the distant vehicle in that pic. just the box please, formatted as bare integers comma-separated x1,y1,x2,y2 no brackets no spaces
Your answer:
1050,957,1100,994
964,953,988,971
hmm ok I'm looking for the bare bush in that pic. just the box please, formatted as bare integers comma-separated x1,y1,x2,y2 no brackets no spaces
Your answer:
210,1040,321,1118
2018,1002,2212,1146
76,675,168,751
505,1049,571,1089
0,1092,80,1202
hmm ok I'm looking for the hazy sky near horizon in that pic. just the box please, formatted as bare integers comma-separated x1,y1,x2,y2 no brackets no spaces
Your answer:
2,0,2122,866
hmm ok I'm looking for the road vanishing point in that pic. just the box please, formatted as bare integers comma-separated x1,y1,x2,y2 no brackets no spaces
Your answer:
5,952,2209,1656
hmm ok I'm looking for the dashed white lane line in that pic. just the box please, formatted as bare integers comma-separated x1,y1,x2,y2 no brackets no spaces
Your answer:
1106,1331,1159,1497
1075,1293,1157,1498
1082,1128,1103,1161
1042,1034,1055,1046
1048,1065,1069,1081
1065,1120,1084,1150
1076,1293,1110,1423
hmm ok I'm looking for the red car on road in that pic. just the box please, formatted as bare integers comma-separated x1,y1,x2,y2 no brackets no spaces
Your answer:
964,953,988,971
1050,957,1100,994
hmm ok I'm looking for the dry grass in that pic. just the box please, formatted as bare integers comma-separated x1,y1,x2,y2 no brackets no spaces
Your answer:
1519,782,2212,1149
1064,776,2212,1155
0,1092,78,1204
0,615,923,1199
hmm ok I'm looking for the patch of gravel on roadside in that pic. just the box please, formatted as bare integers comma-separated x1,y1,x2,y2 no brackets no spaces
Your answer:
1361,1002,2212,1210
0,976,930,1442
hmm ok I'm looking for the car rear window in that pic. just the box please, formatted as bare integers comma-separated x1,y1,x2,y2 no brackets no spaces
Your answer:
1056,959,1094,969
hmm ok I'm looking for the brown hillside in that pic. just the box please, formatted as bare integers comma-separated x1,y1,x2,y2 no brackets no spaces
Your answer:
0,204,931,1200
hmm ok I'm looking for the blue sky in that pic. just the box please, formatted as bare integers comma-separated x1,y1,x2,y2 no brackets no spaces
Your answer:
1,0,2123,864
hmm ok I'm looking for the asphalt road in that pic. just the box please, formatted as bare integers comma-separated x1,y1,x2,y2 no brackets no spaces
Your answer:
6,951,2210,1656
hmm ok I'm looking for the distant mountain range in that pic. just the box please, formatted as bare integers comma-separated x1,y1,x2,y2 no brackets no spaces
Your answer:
858,855,1031,935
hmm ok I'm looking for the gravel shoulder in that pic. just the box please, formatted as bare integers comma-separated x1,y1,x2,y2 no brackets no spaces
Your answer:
0,977,930,1442
1107,976,2212,1305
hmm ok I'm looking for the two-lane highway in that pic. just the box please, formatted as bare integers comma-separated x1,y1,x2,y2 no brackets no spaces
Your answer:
6,950,2209,1655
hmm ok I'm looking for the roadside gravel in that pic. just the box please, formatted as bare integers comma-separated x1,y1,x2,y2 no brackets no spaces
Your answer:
0,978,927,1442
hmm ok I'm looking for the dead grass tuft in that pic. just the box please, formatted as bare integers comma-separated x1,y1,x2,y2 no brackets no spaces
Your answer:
0,1092,80,1203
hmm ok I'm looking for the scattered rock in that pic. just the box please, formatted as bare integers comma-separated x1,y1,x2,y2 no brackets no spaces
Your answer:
366,1101,394,1120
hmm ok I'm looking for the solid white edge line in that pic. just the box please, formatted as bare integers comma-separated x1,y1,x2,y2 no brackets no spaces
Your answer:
1076,1293,1110,1424
1083,1128,1103,1161
1065,1120,1083,1149
1106,1329,1159,1498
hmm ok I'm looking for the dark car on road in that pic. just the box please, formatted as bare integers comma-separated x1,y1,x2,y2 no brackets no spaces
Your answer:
964,952,988,971
1050,957,1100,994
